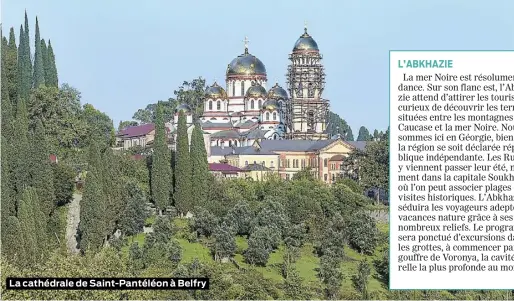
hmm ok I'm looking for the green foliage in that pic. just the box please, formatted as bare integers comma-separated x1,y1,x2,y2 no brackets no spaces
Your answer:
13,98,31,197
118,120,138,131
52,162,76,206
30,120,56,217
191,124,209,208
359,139,389,203
81,103,115,149
174,111,192,214
213,226,236,260
6,27,18,102
223,201,255,236
191,207,219,237
374,244,389,286
317,254,343,299
347,210,379,255
352,259,371,299
148,216,174,244
45,40,58,87
18,188,47,267
33,17,45,88
356,126,372,141
283,266,308,299
252,196,289,236
120,181,148,237
284,223,307,248
151,102,172,214
244,227,272,266
78,169,106,253
338,177,363,194
315,213,345,259
2,216,22,265
17,18,33,102
327,111,354,141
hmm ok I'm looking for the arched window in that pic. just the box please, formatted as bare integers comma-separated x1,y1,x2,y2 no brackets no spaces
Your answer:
234,140,238,146
272,112,277,120
229,140,232,147
251,100,255,110
232,82,235,96
241,81,245,96
266,112,270,121
209,101,213,110
324,158,328,167
258,99,262,109
217,101,221,110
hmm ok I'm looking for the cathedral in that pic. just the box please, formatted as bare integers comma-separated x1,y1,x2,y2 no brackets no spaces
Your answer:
198,25,330,147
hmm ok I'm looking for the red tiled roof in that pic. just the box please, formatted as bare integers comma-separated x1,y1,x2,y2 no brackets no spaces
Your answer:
209,163,243,172
117,123,155,138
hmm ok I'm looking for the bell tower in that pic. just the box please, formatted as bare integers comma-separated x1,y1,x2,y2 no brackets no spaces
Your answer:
286,23,329,140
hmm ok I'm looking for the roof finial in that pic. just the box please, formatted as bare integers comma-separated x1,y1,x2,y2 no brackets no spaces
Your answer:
243,36,250,54
304,21,308,33
213,77,217,84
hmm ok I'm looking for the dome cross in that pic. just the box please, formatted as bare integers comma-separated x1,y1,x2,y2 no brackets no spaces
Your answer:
243,36,250,54
304,21,308,33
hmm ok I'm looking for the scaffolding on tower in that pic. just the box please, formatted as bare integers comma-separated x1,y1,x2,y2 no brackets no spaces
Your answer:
285,51,330,140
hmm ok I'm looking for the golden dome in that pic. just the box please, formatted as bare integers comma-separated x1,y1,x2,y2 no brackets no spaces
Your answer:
205,82,227,99
293,27,319,52
262,99,280,111
226,48,267,77
245,82,267,98
267,83,289,100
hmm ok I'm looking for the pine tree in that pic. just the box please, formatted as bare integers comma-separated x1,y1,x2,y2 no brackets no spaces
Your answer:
174,111,192,215
40,39,49,84
151,103,172,215
46,40,58,87
190,124,208,208
6,27,18,103
33,16,45,88
30,120,55,217
13,98,31,199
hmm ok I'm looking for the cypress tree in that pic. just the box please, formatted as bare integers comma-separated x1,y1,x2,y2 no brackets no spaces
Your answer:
190,124,208,208
151,103,172,215
2,216,22,265
174,111,192,215
78,170,106,253
13,98,31,199
1,135,15,215
17,25,25,102
41,39,49,84
30,120,55,217
46,40,58,87
33,17,45,88
102,150,124,235
17,18,32,101
7,27,18,103
1,37,14,138
18,188,38,266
